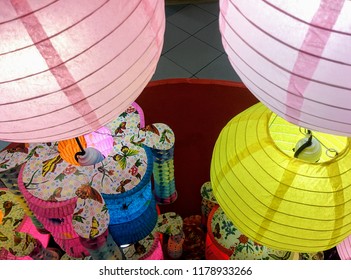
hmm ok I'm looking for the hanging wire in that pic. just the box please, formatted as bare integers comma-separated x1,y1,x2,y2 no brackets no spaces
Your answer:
269,114,278,128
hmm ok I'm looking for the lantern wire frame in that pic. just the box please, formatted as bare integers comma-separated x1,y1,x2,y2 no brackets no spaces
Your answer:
268,115,341,161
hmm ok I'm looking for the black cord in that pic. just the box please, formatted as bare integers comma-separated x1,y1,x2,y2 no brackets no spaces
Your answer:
294,130,313,158
74,137,86,162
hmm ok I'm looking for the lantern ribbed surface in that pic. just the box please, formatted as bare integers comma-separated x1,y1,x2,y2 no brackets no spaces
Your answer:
108,195,158,246
219,0,351,136
336,235,351,260
58,136,87,166
102,146,157,245
18,164,78,218
0,0,165,142
210,102,351,252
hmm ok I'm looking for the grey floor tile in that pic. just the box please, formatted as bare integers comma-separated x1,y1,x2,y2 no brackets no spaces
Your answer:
162,22,191,54
165,4,187,17
151,56,193,80
0,141,10,151
195,1,220,16
194,53,242,81
194,19,224,52
164,36,222,74
167,4,217,35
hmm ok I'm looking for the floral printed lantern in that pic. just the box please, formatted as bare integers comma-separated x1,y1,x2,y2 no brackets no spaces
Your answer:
200,181,218,228
210,102,351,252
155,212,184,259
219,0,351,136
206,205,324,260
0,0,165,143
16,103,149,257
2,101,175,259
0,146,50,235
0,188,57,260
206,205,296,260
122,232,164,260
145,124,176,204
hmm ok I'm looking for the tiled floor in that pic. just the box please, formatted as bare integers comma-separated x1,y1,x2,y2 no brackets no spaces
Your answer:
151,2,242,81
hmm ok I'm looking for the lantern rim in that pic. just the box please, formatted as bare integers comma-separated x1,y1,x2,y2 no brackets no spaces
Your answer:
266,111,351,165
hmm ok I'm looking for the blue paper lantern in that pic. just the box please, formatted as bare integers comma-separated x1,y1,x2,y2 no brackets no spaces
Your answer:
102,147,157,245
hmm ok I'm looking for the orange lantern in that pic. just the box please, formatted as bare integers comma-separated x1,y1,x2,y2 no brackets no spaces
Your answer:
58,136,87,165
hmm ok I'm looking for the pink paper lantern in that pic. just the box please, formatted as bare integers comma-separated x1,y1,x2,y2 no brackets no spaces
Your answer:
84,126,114,158
220,0,351,136
337,235,351,260
0,0,165,143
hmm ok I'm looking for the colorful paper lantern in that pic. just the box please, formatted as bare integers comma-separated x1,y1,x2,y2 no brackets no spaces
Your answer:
80,230,125,260
3,102,174,259
207,205,298,260
181,215,206,260
58,136,87,165
0,162,50,235
336,235,351,260
58,127,113,166
210,102,351,252
84,127,114,158
0,188,59,260
0,0,165,143
132,123,176,204
219,0,351,136
122,232,164,260
200,181,218,227
167,231,185,259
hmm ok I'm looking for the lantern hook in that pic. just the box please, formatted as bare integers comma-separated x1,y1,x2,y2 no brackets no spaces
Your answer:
74,137,86,162
293,130,313,158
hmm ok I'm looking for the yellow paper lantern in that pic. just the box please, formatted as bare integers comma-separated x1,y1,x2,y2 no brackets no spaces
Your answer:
210,102,351,252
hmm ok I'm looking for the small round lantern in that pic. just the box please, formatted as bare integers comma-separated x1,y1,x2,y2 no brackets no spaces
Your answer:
219,0,351,136
58,136,87,165
58,126,113,166
155,212,184,259
210,102,351,252
0,0,165,143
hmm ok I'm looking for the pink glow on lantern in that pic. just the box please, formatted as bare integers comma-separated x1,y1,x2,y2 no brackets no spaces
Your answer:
0,0,165,142
84,126,113,158
0,248,33,260
140,233,164,260
219,0,351,136
0,215,51,260
337,235,351,260
16,215,50,249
